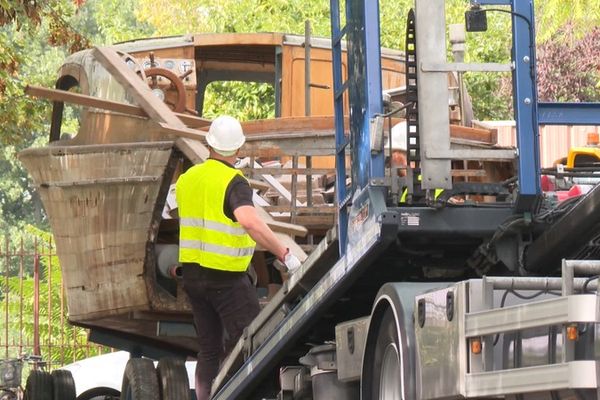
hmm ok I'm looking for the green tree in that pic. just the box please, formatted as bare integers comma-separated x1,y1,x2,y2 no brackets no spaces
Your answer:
136,0,331,37
202,81,275,121
0,0,154,146
0,0,156,232
536,0,600,42
0,141,47,232
0,1,87,229
0,0,90,144
71,0,155,45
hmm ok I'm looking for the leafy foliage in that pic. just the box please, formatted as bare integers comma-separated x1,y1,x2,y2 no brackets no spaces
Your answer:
0,30,52,147
537,25,600,102
535,0,600,42
0,27,62,231
462,14,513,120
0,141,47,232
0,0,153,146
0,0,86,147
72,0,154,45
0,0,42,27
136,0,332,37
203,82,275,121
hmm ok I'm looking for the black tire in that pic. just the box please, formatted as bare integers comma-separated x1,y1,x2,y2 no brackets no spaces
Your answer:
24,370,53,400
361,307,402,400
120,358,160,400
52,370,76,400
76,387,120,400
156,358,190,400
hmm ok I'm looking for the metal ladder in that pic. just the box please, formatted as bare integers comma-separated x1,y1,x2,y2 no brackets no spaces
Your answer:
330,0,351,256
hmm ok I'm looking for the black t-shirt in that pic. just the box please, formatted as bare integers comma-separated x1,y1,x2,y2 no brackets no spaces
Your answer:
212,159,254,221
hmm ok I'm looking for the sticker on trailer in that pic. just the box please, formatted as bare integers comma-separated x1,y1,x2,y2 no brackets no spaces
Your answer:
400,212,420,226
350,202,369,233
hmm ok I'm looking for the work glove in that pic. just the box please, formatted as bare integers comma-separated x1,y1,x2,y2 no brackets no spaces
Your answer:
275,249,302,273
283,252,302,273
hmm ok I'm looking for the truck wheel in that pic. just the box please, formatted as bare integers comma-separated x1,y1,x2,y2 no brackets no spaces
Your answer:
361,308,402,400
24,370,53,400
52,370,76,400
120,358,160,400
156,358,190,400
76,387,120,400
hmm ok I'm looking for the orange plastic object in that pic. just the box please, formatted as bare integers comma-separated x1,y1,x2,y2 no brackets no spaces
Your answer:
471,338,482,354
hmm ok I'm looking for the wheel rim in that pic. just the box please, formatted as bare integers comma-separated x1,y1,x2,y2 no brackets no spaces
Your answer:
379,343,402,400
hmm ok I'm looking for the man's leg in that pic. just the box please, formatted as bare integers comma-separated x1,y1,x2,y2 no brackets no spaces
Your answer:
183,279,224,400
211,275,260,356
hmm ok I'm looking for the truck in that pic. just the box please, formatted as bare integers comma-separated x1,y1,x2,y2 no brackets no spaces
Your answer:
16,0,600,399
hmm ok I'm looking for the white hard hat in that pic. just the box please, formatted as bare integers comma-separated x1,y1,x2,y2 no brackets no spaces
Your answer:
206,116,246,156
385,121,407,151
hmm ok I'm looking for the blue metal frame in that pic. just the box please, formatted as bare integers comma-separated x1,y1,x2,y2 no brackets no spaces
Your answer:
346,0,385,187
476,0,600,206
476,0,541,209
330,0,350,255
539,103,600,125
330,0,384,255
332,0,600,231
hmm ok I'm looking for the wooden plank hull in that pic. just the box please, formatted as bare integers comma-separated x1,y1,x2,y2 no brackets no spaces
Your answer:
19,142,186,322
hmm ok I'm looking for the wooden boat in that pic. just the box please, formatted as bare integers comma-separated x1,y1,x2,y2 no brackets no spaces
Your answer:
19,33,509,356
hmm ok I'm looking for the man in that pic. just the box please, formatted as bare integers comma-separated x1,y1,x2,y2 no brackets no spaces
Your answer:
176,115,301,400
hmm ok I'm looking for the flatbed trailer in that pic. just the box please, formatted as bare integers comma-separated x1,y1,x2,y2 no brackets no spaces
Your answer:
209,0,600,399
16,0,600,399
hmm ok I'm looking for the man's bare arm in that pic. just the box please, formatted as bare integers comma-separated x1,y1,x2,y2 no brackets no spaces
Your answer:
234,205,287,261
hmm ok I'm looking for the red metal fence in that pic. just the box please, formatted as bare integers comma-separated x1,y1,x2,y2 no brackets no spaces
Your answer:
0,234,109,371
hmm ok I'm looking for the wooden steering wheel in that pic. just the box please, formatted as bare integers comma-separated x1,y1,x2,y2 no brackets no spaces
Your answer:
145,67,196,114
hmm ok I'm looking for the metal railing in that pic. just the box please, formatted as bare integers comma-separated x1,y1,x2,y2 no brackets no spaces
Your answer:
0,234,110,372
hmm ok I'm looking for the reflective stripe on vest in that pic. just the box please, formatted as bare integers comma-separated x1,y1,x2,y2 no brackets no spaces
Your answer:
176,159,256,272
180,217,247,236
179,240,255,257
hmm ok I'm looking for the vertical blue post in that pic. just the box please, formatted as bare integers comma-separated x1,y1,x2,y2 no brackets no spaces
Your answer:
331,0,384,255
511,0,541,210
346,0,385,189
330,0,349,254
365,0,385,181
475,0,541,210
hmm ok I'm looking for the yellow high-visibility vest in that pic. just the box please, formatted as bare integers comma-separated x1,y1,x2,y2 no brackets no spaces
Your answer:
176,159,256,272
